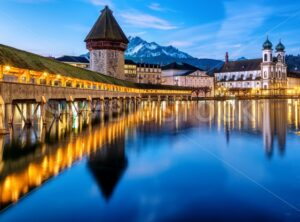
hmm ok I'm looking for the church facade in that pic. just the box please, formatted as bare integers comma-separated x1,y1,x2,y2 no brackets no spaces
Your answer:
215,38,288,90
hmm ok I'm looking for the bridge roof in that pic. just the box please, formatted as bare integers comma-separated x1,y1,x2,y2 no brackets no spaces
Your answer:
0,44,191,91
0,44,135,87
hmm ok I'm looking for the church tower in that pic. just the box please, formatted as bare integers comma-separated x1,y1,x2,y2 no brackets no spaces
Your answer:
85,6,129,80
261,37,274,89
275,40,287,88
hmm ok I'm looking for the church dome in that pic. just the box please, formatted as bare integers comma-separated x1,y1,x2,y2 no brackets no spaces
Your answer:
276,40,285,52
263,37,273,50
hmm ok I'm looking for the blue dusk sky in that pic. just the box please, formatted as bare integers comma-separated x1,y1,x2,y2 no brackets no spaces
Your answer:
0,0,300,60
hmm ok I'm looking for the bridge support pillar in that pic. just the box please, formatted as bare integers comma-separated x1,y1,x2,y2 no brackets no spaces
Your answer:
104,98,112,119
25,103,33,126
90,99,97,113
112,98,119,113
40,102,46,125
5,104,13,126
67,101,73,118
165,96,169,103
124,98,131,112
86,97,92,116
98,99,104,112
98,99,105,120
0,96,8,134
133,97,138,109
137,97,142,107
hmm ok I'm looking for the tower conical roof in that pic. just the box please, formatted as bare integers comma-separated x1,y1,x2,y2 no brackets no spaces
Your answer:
85,6,129,44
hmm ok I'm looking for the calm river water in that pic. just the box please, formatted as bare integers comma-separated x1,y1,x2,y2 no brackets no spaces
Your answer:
0,100,300,221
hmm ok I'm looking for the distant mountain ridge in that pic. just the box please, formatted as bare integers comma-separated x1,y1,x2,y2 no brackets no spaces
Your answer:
233,55,300,71
286,55,300,71
125,36,223,72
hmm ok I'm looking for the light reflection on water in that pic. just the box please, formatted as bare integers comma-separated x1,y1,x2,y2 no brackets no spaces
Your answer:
0,99,300,221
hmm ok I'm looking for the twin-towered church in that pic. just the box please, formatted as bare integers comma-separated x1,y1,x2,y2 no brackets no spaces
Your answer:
215,38,288,90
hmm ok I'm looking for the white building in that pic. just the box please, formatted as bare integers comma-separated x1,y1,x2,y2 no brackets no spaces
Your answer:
215,38,288,90
162,62,214,97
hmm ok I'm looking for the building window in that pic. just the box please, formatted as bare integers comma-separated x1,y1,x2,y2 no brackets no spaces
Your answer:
264,71,267,78
264,54,268,62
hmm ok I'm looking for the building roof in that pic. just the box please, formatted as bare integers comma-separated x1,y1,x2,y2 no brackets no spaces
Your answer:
137,63,161,68
56,55,89,64
174,70,197,77
0,44,136,86
162,62,201,71
220,59,261,73
85,6,129,44
125,59,136,65
263,37,273,50
276,41,285,52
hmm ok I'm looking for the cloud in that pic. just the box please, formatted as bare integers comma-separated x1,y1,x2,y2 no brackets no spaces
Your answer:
156,22,220,57
214,1,273,58
167,41,194,48
89,0,113,7
148,3,164,11
148,2,176,12
120,10,178,30
162,1,275,59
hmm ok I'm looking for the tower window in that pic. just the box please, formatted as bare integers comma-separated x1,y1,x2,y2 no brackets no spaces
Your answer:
264,54,268,62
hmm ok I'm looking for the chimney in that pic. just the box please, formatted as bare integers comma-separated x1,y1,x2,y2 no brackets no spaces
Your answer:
225,52,229,64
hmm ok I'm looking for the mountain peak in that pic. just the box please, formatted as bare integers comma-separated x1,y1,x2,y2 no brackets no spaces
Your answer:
125,36,192,60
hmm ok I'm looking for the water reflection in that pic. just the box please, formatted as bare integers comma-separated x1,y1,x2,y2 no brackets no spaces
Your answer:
88,135,127,201
0,99,300,212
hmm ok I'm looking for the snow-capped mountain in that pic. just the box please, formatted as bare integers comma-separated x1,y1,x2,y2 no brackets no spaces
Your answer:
125,36,222,72
126,36,192,59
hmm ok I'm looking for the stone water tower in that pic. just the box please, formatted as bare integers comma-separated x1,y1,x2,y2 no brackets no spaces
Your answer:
85,6,129,80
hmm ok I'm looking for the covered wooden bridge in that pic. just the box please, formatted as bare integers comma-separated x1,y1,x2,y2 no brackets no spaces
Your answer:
0,44,192,133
